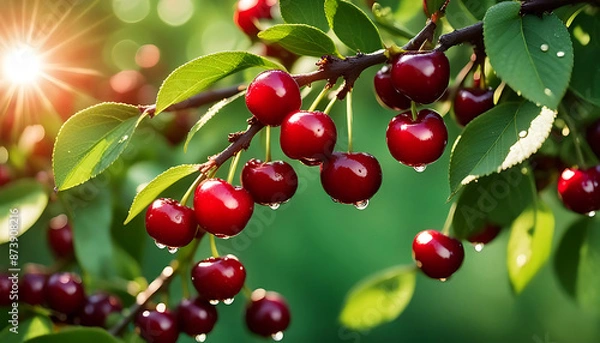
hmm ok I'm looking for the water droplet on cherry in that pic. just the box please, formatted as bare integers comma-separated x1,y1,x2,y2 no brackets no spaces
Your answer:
223,298,235,305
167,247,178,254
209,299,219,305
474,243,484,252
155,241,166,249
413,165,427,173
353,199,369,210
269,203,281,210
439,278,447,282
587,211,596,218
195,334,207,342
272,331,284,341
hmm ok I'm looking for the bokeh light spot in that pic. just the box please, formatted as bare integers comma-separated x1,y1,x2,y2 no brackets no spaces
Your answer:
135,44,161,68
110,70,144,94
112,39,141,70
112,0,151,24
157,0,194,27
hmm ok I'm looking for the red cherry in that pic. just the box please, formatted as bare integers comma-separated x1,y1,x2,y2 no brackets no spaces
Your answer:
193,179,254,238
245,289,290,338
391,50,450,104
557,166,600,215
246,70,301,126
233,0,277,37
373,66,411,111
320,152,382,205
0,273,12,306
20,273,47,306
191,255,246,302
453,87,494,126
176,298,218,337
0,164,12,187
412,230,464,279
241,159,298,206
80,293,123,327
145,198,198,248
586,118,600,158
280,110,337,163
137,309,179,343
467,224,501,245
45,272,86,315
386,109,448,168
47,215,74,260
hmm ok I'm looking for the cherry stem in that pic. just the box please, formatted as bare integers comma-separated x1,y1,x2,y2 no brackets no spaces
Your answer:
242,284,253,299
265,125,272,162
308,85,330,112
323,87,340,115
180,172,206,206
410,101,418,121
209,234,220,258
227,151,242,184
441,202,457,236
346,92,354,152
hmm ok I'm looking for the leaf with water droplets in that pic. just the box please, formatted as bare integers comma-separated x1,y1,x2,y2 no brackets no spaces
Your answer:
507,202,554,294
339,265,416,330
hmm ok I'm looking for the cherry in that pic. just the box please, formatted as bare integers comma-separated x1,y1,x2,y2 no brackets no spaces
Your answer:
263,43,299,69
191,255,246,302
80,293,123,327
412,230,465,279
245,289,290,338
280,110,337,163
241,159,298,207
557,166,600,215
45,272,86,315
0,273,11,306
193,179,254,238
137,308,179,343
386,109,448,168
530,154,563,191
390,50,450,104
176,298,218,337
586,118,600,158
0,164,12,187
233,0,277,37
20,273,47,306
246,70,301,126
467,224,501,246
453,87,494,126
320,152,382,205
47,215,74,260
373,66,411,111
145,198,198,248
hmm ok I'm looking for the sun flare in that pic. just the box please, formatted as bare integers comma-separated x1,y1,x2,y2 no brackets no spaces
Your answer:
2,45,44,85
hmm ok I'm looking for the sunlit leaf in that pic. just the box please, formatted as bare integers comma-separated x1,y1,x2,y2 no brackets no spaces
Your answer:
0,180,48,244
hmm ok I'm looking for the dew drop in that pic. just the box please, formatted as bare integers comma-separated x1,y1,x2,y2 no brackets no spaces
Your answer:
155,241,166,249
209,299,219,305
540,44,549,52
518,130,528,138
195,334,207,343
413,165,427,173
167,247,178,254
330,197,339,204
272,331,284,342
223,298,235,305
268,203,281,210
118,135,129,143
439,278,447,282
474,243,484,252
556,51,565,58
517,91,522,96
586,211,596,218
544,88,553,96
353,199,369,210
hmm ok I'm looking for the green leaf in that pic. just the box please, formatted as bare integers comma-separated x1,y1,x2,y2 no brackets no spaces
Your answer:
184,91,245,152
0,179,48,244
452,166,534,240
53,103,145,191
449,101,556,195
324,0,383,53
483,2,574,109
155,52,282,114
26,327,123,343
258,24,340,57
0,315,52,342
279,0,329,32
124,164,200,224
569,10,600,106
555,217,600,312
446,0,495,29
71,185,114,278
507,202,554,294
339,265,416,331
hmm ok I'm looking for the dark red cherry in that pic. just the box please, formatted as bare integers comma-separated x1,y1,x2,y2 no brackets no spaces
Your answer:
467,224,501,245
412,230,464,279
233,0,277,37
373,66,411,111
191,255,246,302
263,43,299,69
280,110,337,162
246,70,301,126
386,109,448,168
20,273,47,306
245,289,290,338
320,152,382,205
145,198,198,248
241,159,298,206
586,118,600,158
137,309,179,343
177,298,218,337
0,273,12,306
193,179,254,238
47,215,74,260
45,272,86,315
557,166,600,215
80,293,123,327
530,154,563,191
0,164,12,187
453,87,494,126
391,50,450,104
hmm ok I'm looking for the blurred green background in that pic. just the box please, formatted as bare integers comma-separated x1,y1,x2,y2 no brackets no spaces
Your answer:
1,0,599,342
